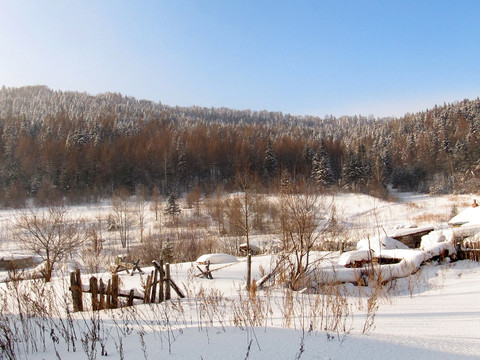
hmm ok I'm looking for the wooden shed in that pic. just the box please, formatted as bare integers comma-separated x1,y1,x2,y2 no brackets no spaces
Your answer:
389,226,434,248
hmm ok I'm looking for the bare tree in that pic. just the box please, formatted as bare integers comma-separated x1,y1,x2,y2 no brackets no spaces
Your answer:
280,178,328,290
80,207,109,274
234,169,260,290
150,186,162,222
135,185,148,243
186,184,202,218
111,187,133,249
205,184,226,235
13,205,84,282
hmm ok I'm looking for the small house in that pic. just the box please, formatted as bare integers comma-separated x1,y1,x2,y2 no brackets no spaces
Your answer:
389,226,434,248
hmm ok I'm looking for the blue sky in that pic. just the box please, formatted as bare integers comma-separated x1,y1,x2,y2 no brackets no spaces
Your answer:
1,1,479,118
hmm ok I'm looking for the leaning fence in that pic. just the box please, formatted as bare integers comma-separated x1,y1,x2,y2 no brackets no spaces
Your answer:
69,260,185,312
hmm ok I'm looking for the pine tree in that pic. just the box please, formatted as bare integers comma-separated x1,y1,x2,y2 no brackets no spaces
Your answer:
176,143,187,190
164,193,181,223
263,139,277,182
302,143,314,174
342,151,363,190
312,145,335,187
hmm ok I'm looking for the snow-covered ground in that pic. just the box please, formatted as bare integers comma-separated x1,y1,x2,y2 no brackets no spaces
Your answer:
1,191,480,359
12,256,479,360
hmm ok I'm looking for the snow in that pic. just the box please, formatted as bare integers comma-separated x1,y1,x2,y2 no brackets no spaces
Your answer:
338,249,373,266
1,191,480,359
196,253,238,264
357,235,410,252
16,258,480,360
388,225,434,237
420,229,451,249
448,205,480,226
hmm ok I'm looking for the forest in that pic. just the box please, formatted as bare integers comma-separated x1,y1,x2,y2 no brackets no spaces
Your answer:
0,85,479,206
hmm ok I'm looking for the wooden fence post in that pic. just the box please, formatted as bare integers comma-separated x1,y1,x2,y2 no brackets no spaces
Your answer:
144,271,153,304
165,263,171,301
127,289,135,306
111,274,119,308
151,268,158,303
152,260,165,303
106,279,112,309
90,276,98,311
99,279,106,310
158,259,164,303
70,269,83,312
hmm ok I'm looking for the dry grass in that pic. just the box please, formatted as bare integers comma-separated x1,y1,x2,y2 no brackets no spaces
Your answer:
412,212,448,223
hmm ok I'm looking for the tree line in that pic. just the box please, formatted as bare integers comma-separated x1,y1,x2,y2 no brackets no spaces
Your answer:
0,85,479,205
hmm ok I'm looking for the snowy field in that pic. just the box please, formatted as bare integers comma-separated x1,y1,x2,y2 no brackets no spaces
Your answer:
1,191,480,359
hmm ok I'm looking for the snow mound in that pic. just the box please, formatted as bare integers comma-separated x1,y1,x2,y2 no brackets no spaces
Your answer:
196,254,237,265
420,230,449,249
239,243,261,253
338,249,372,266
357,235,409,253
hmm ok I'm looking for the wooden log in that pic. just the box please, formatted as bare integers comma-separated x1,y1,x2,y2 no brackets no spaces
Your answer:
168,277,185,299
165,263,171,301
196,265,210,278
90,276,98,311
131,259,144,276
196,262,213,279
193,260,244,278
117,291,143,300
206,261,213,279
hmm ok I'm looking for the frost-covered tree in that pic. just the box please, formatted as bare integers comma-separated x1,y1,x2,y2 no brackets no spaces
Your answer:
111,187,134,249
312,145,335,187
164,193,181,224
13,205,84,282
263,139,277,182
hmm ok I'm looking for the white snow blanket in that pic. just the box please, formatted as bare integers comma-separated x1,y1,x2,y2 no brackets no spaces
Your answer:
338,249,372,266
420,229,454,249
196,254,237,264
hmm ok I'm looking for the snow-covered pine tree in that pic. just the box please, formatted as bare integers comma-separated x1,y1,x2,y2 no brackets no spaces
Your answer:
164,193,181,222
312,145,335,187
263,139,277,182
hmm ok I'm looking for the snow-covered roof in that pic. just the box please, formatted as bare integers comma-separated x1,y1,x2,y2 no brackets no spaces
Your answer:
356,235,409,253
388,226,434,238
196,253,237,265
449,206,480,226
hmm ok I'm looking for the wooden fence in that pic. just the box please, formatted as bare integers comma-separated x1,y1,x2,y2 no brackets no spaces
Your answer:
457,249,480,262
70,260,185,312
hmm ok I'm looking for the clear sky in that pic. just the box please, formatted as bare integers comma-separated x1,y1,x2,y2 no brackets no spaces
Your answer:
1,1,479,118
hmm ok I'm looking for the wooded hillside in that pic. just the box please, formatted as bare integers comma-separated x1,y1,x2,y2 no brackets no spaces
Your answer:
0,85,479,205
